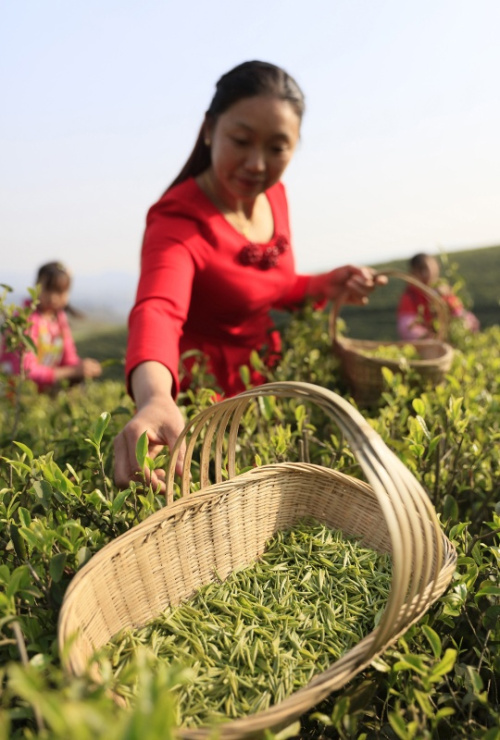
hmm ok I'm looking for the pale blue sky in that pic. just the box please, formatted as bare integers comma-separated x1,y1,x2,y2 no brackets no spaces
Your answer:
2,0,499,286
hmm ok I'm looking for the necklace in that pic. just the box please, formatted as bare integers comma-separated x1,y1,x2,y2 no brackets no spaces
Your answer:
200,170,290,270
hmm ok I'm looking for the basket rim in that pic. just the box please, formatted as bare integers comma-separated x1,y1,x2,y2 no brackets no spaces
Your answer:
333,336,454,369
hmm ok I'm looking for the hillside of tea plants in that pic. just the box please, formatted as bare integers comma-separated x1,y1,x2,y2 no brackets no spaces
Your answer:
0,270,499,739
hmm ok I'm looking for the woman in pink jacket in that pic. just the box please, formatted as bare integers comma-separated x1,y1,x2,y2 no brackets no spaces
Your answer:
0,262,102,392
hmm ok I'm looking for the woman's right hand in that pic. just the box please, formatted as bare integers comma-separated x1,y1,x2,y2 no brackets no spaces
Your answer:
306,265,387,305
80,358,102,378
113,362,186,492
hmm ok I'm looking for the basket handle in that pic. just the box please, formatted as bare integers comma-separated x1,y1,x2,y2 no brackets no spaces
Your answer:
164,380,447,652
329,268,450,344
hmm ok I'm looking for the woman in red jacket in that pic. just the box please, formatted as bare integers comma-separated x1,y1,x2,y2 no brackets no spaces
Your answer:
114,60,385,490
397,253,480,340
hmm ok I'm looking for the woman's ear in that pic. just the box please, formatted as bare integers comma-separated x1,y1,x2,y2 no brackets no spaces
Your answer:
203,115,214,147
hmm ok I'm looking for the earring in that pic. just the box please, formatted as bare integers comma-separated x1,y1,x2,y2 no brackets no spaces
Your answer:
204,138,211,146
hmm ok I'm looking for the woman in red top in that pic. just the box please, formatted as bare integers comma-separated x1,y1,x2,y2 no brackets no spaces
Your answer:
397,253,480,340
114,60,386,490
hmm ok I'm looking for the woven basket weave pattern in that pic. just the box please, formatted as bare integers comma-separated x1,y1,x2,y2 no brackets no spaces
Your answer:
58,382,457,739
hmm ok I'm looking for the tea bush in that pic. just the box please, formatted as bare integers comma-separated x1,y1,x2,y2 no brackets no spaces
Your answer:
0,300,499,739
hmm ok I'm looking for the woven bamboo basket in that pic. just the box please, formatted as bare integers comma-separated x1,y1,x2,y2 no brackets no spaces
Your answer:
330,270,455,407
58,381,457,739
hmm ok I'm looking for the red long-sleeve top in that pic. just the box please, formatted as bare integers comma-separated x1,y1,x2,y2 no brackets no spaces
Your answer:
126,178,311,397
397,284,468,340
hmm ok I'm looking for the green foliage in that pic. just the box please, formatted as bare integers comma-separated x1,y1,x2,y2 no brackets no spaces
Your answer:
0,284,39,358
72,325,128,383
0,285,40,441
0,292,499,739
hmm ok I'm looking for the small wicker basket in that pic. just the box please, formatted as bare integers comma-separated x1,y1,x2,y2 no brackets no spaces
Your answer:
330,270,454,407
58,381,457,739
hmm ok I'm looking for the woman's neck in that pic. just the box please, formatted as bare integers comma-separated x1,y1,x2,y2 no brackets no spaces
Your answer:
37,304,57,318
197,170,273,241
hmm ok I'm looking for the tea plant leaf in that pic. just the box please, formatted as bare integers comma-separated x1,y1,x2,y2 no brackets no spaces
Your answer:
429,648,457,680
443,494,459,521
465,665,484,694
310,712,332,725
483,728,500,740
5,566,30,599
435,707,456,719
259,394,276,421
9,523,26,560
455,557,479,590
49,553,67,584
483,604,500,630
415,415,431,440
32,480,53,509
90,412,111,446
412,398,425,416
421,625,442,659
112,489,132,514
475,583,500,600
414,688,434,717
449,522,468,539
388,711,412,740
329,695,350,726
13,441,34,462
370,656,391,672
239,364,250,387
393,654,427,675
381,366,394,385
1,457,31,474
135,431,149,470
65,463,81,484
77,547,93,568
17,507,31,528
17,527,39,551
271,721,301,739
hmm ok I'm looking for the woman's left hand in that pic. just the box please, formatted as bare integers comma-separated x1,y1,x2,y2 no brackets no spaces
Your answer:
306,266,387,305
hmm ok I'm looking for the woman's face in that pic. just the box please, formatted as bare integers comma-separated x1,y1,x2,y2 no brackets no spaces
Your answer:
416,258,440,286
206,95,301,203
39,287,70,313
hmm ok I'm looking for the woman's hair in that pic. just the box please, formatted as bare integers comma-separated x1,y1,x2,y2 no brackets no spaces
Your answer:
35,261,84,317
36,261,72,293
409,253,439,272
167,60,305,191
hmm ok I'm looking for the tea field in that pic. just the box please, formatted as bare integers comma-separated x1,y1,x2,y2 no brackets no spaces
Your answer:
0,251,499,739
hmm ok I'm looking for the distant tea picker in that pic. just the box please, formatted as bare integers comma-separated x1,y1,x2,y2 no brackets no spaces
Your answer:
0,261,102,392
113,59,387,490
397,252,480,340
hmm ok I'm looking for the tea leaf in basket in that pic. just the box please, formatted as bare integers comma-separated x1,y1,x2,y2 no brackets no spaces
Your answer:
360,344,420,361
100,520,392,729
